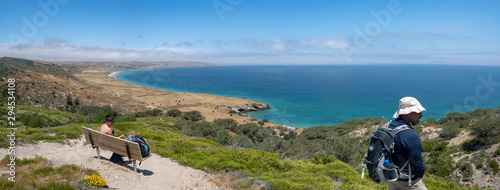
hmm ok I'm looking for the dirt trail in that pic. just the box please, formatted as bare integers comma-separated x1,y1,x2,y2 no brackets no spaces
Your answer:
0,137,232,190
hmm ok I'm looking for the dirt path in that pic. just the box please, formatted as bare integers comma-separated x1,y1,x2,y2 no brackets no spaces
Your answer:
0,137,232,190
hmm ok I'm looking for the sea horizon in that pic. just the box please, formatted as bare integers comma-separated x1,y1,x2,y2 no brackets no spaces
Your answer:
114,64,500,128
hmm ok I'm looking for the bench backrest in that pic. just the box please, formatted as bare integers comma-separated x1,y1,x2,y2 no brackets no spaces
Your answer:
82,126,145,161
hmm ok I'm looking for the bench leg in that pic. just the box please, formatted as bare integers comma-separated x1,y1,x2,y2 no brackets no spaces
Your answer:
133,160,137,172
96,147,101,159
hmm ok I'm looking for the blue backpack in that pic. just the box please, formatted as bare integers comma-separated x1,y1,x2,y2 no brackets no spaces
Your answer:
128,135,150,158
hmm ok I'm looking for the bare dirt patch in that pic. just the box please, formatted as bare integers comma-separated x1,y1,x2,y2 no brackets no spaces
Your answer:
0,137,233,189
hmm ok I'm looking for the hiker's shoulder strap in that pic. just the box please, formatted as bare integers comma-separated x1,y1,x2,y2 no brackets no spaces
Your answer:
382,120,392,128
381,121,410,135
393,125,411,134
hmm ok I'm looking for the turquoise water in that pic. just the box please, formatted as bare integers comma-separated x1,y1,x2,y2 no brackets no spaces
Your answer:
115,65,500,128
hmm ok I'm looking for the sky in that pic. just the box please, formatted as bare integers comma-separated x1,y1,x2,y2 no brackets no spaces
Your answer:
0,0,499,65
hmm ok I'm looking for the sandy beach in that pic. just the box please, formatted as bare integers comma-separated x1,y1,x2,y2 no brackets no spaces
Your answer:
72,65,302,134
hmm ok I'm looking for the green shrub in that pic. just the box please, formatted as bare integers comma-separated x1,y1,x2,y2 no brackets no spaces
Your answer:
283,131,297,140
424,173,470,190
176,120,232,145
74,105,113,116
90,110,117,124
332,118,382,134
32,166,55,175
421,118,439,125
421,140,433,152
19,113,58,127
471,117,500,145
0,155,97,190
488,159,499,175
471,150,488,169
299,125,338,140
461,139,481,153
324,135,362,166
135,109,163,117
238,123,271,143
166,109,182,117
494,147,500,157
424,140,455,177
37,183,74,190
15,106,86,128
56,164,80,176
460,163,474,180
214,118,239,133
0,179,15,189
115,116,137,122
441,112,471,124
182,110,205,122
476,163,484,169
232,135,256,149
422,139,448,152
440,121,460,139
311,154,335,165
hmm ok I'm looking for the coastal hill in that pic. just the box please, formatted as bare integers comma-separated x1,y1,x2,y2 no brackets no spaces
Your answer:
0,57,274,127
0,56,218,109
48,60,219,73
1,57,499,189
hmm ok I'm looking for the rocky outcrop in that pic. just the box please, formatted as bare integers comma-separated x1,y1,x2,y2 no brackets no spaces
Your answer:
231,103,271,113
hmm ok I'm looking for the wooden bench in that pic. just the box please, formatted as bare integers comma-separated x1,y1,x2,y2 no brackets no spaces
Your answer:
82,126,150,172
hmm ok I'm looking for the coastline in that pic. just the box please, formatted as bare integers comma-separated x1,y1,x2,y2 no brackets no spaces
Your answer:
74,64,303,134
107,71,121,77
110,68,273,115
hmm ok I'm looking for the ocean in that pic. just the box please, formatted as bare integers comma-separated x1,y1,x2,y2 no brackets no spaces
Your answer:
114,65,500,128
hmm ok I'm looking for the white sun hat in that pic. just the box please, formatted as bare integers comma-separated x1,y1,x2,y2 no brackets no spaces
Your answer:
393,97,426,118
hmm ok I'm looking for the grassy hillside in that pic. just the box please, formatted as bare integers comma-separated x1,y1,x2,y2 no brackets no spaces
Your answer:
1,57,497,189
0,57,77,81
0,57,98,110
0,103,484,189
0,57,226,114
0,156,103,189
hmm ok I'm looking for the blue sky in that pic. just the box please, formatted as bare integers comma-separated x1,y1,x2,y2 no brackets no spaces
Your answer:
0,0,499,65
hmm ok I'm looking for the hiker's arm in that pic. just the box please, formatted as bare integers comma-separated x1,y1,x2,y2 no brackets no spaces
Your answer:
407,132,425,178
118,134,126,138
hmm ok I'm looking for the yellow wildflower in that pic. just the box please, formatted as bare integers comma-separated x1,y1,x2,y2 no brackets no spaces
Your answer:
85,174,107,187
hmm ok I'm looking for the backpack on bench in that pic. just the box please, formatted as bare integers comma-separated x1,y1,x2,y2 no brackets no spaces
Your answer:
128,135,150,158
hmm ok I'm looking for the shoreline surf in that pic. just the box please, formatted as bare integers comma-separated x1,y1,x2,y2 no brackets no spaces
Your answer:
111,65,500,128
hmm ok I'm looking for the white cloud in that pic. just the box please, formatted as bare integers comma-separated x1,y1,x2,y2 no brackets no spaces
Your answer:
175,41,195,47
420,24,477,31
243,38,348,52
0,39,209,61
1,38,498,65
300,38,348,49
248,39,287,51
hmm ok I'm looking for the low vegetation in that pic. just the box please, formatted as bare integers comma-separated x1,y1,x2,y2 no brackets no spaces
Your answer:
0,156,102,189
1,75,498,188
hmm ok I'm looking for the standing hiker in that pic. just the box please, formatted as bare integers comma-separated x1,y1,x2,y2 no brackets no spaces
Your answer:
388,97,427,190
